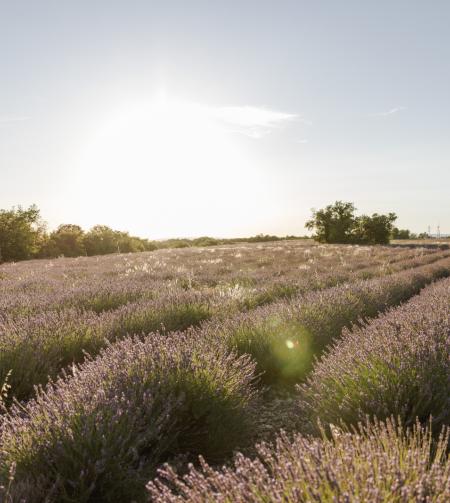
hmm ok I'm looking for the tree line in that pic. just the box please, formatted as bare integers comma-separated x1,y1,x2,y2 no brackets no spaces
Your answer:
305,201,423,244
0,202,425,263
0,205,155,262
0,205,303,263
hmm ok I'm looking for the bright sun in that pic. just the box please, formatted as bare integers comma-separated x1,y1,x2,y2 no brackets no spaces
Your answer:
70,94,267,238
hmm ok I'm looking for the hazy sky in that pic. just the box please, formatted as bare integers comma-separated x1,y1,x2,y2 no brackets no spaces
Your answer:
1,1,449,238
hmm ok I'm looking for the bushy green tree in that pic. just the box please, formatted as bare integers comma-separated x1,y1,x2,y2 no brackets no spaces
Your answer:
142,239,159,251
306,202,397,245
115,231,147,253
391,227,411,239
192,236,219,247
42,224,86,257
0,205,46,262
353,213,397,245
83,225,119,256
305,201,356,243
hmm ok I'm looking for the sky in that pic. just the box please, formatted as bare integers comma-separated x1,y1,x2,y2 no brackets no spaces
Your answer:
1,1,449,238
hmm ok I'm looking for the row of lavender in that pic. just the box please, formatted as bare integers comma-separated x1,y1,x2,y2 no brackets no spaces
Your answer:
149,276,450,502
1,256,449,500
203,256,450,386
149,421,450,502
1,246,448,402
1,243,443,317
0,241,430,287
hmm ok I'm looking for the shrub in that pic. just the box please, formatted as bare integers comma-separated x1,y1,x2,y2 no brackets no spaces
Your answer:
306,201,357,244
226,315,314,385
300,276,450,432
241,283,299,310
0,205,45,262
0,295,213,402
306,201,397,244
353,212,397,245
216,258,450,386
148,419,450,502
0,333,258,502
191,237,219,247
41,224,86,257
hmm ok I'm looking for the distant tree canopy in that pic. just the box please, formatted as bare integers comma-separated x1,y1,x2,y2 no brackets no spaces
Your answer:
83,225,149,255
0,205,158,262
83,225,119,256
391,227,418,240
39,225,156,258
0,205,46,262
306,201,397,245
0,204,306,263
41,224,86,258
305,201,356,244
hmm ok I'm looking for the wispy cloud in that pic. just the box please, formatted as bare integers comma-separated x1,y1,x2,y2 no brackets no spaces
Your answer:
0,116,29,125
211,106,299,139
296,138,309,144
370,106,406,117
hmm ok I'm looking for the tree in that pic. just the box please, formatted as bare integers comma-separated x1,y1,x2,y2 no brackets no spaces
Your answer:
0,205,158,261
115,231,146,253
391,227,411,240
353,213,397,245
306,202,397,245
42,224,86,257
305,201,356,243
83,225,119,256
0,205,46,262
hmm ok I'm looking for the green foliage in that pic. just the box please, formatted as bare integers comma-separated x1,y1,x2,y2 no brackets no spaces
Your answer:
0,203,309,263
306,201,356,243
391,227,412,239
41,224,86,257
306,201,397,244
116,234,146,253
0,205,46,262
353,212,397,245
0,301,213,403
241,234,286,243
82,226,153,256
242,284,299,310
83,225,119,255
300,278,450,434
148,419,450,503
228,318,313,385
111,303,213,340
161,239,192,249
1,335,258,502
191,236,219,247
221,260,450,388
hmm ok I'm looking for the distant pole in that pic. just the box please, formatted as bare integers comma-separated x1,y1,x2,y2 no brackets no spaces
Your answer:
428,225,431,237
437,225,441,239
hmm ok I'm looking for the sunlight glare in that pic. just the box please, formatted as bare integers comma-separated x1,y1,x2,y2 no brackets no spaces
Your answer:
71,95,265,237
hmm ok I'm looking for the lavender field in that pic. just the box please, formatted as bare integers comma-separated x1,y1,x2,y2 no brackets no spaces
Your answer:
0,240,449,501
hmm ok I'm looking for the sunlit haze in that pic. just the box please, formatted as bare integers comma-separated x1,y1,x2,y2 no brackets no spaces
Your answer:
1,1,449,238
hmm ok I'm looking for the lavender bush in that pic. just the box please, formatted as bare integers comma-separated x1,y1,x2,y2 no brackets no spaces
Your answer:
148,419,450,502
2,244,443,402
0,291,215,402
212,257,450,385
0,333,258,502
0,242,449,500
300,276,450,432
1,242,444,319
